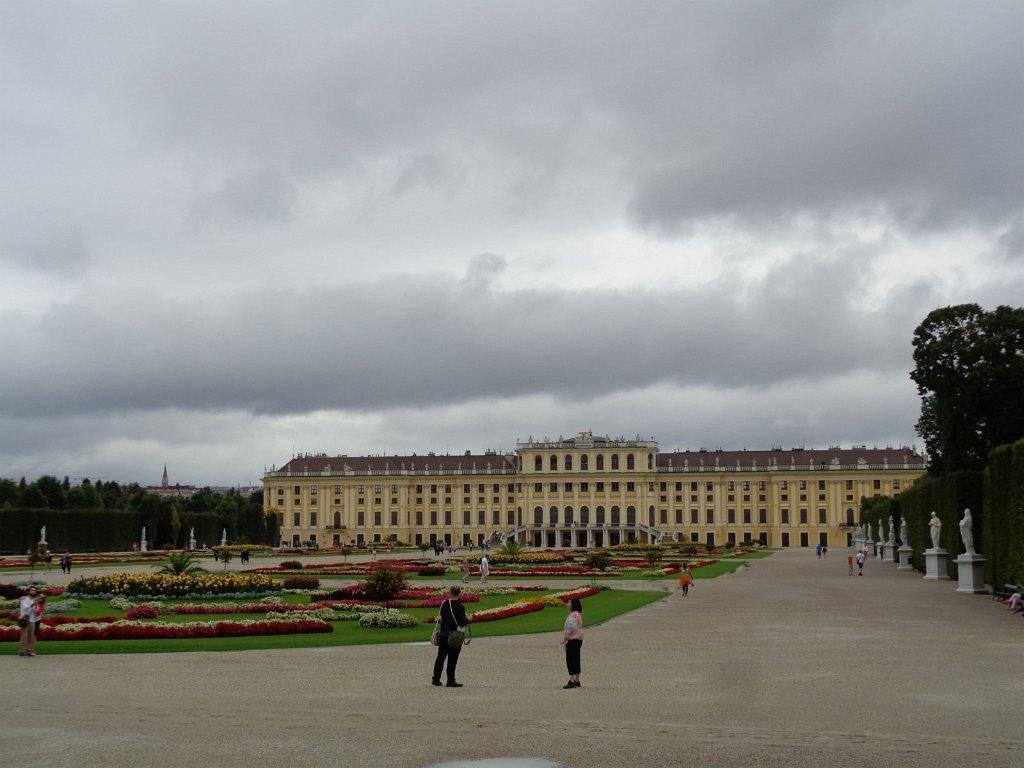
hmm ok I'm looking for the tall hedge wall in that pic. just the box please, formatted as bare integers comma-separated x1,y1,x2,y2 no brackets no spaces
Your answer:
860,471,983,579
984,438,1024,588
0,506,278,554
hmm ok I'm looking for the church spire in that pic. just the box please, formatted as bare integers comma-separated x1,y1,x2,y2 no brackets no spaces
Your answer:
161,464,169,488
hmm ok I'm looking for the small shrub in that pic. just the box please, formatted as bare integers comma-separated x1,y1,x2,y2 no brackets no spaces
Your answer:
362,565,409,603
279,560,303,570
126,605,161,619
584,551,612,571
282,576,320,590
418,566,446,576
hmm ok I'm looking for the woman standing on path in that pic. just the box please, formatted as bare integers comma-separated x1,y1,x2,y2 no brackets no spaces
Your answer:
561,598,584,689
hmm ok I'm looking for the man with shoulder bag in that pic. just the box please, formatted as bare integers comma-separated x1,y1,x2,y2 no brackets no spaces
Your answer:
431,585,470,688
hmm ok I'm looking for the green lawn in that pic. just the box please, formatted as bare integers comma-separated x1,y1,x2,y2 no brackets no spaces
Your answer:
3,588,667,655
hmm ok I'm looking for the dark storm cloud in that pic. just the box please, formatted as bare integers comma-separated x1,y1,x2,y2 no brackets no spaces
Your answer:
7,2,1019,247
0,257,928,420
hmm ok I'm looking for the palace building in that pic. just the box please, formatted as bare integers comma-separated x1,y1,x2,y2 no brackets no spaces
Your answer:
263,431,926,550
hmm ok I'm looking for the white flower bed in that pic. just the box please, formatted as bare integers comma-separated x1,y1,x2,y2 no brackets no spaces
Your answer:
358,611,419,628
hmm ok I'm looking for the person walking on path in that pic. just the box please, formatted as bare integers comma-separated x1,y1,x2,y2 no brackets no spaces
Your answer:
479,554,489,584
816,544,822,559
561,598,584,689
848,555,854,575
460,557,470,583
678,564,694,595
431,586,470,688
856,550,866,575
18,586,38,657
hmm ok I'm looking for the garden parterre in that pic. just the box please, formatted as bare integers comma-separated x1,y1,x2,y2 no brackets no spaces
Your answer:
0,580,621,649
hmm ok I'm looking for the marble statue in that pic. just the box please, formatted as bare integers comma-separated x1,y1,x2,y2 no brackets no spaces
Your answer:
928,512,941,550
899,516,908,546
959,508,975,555
188,527,197,550
888,515,896,545
39,526,47,545
221,528,228,546
140,526,147,553
877,521,885,546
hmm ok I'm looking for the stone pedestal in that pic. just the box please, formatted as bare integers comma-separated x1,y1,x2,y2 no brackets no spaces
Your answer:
888,543,899,563
897,545,914,571
923,548,949,580
955,553,988,594
865,540,876,556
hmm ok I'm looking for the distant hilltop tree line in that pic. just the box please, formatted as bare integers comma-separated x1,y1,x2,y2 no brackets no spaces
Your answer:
863,303,1024,587
0,476,278,555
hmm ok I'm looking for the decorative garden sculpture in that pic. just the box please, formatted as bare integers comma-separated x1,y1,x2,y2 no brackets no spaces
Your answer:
959,508,975,555
928,512,941,550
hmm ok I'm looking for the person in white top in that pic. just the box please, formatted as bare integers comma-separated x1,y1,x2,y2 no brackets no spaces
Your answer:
561,598,584,689
18,586,38,657
479,555,489,583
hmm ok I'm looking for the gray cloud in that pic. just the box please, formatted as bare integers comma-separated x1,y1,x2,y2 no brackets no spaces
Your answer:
0,256,932,420
1,1,1022,484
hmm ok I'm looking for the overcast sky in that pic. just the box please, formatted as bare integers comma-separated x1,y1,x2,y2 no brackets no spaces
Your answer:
2,1,1022,488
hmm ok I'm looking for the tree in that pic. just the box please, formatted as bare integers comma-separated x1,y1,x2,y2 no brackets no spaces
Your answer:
362,565,409,612
0,478,18,506
911,304,1024,473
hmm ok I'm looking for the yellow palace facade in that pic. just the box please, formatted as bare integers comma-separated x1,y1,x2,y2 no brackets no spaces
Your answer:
263,431,926,550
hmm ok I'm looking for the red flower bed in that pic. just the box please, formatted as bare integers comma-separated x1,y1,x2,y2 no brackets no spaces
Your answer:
0,618,332,642
463,601,545,624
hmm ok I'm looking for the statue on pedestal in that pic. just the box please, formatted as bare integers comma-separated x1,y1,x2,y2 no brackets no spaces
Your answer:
140,526,147,553
188,527,197,550
959,508,975,556
928,512,941,550
887,515,896,545
899,516,908,546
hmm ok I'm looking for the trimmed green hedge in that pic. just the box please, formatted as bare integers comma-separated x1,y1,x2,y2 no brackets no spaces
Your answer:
984,438,1024,588
860,471,983,579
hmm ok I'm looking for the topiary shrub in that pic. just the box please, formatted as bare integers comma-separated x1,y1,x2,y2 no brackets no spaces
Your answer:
417,566,446,576
282,576,320,590
126,605,161,619
279,560,303,570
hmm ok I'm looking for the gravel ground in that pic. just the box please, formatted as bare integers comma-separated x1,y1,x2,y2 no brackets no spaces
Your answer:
2,548,1022,768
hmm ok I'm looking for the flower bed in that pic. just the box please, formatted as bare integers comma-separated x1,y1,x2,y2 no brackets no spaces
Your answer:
0,617,331,642
358,611,419,628
68,572,281,597
461,601,545,623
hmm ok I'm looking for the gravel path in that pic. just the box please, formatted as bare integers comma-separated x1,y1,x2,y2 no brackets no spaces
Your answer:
2,548,1022,768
